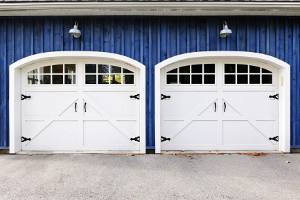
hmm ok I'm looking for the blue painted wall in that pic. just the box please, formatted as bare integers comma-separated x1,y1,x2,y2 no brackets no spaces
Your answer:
0,16,300,149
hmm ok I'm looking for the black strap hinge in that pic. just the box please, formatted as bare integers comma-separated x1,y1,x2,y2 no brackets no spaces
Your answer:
269,93,279,100
161,136,171,142
161,94,171,100
21,94,31,100
130,136,140,142
130,94,140,100
269,136,279,142
21,136,31,142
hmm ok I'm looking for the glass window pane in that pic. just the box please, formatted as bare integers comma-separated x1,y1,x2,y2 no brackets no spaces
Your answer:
262,75,272,84
225,64,235,73
52,64,63,73
192,75,202,84
262,68,272,73
85,64,96,73
40,66,50,73
28,69,38,74
52,75,63,84
237,64,248,73
98,75,110,84
28,75,38,84
204,64,215,73
179,75,190,84
65,75,76,84
167,68,178,73
98,64,109,73
179,65,190,73
167,75,178,84
123,68,134,73
250,65,260,73
191,65,202,73
40,75,51,84
124,75,134,84
86,75,96,84
204,75,215,84
65,64,76,73
111,66,121,73
250,75,260,84
111,74,122,84
237,75,248,84
225,75,235,84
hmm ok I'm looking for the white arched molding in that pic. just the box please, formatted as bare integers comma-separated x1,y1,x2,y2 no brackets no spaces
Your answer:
155,51,290,153
9,51,146,154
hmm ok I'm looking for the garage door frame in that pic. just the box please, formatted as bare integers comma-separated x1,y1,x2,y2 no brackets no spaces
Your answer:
155,51,290,153
9,51,146,154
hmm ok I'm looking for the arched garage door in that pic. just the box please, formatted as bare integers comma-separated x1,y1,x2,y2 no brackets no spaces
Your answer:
155,52,290,153
10,52,146,153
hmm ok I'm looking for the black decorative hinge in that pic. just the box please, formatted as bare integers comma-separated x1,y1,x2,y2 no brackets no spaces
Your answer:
161,94,171,100
161,136,171,142
21,94,31,100
269,136,279,142
269,93,279,100
130,94,140,100
21,136,31,142
130,136,140,142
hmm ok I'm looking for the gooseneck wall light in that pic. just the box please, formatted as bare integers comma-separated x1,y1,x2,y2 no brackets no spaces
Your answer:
69,22,81,38
220,21,232,38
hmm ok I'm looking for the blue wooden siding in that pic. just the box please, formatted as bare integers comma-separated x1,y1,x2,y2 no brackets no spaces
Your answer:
0,16,300,149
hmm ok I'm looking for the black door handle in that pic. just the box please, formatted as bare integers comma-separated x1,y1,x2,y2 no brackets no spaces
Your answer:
84,102,87,112
224,102,227,112
214,102,217,112
75,102,77,112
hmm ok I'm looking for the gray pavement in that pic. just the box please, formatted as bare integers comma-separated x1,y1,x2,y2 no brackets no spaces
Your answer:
0,153,299,200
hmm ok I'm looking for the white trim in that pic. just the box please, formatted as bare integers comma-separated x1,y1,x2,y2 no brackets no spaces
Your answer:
155,51,290,153
1,2,300,16
9,51,146,154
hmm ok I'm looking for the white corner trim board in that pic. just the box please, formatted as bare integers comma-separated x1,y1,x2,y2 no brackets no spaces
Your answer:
155,51,290,153
9,51,146,154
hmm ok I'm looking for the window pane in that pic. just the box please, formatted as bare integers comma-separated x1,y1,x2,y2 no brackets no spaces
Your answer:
237,64,248,73
124,75,134,84
65,64,76,73
52,75,63,84
225,64,235,73
98,75,110,84
225,75,235,84
40,75,51,84
191,65,202,73
86,75,96,84
179,65,190,73
111,66,121,73
97,64,109,73
179,75,190,84
204,64,215,73
250,65,260,73
40,66,50,73
123,68,134,73
65,75,76,84
52,64,63,73
85,64,96,73
237,75,248,84
204,75,215,84
28,75,38,84
167,75,178,84
262,75,272,84
111,74,122,84
167,68,178,73
28,69,38,74
250,75,260,84
192,75,202,84
262,68,272,73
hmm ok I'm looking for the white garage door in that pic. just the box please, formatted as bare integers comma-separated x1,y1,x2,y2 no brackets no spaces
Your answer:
160,61,279,151
21,60,142,152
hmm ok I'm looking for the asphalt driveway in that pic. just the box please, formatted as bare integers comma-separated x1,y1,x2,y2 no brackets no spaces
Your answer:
0,153,299,200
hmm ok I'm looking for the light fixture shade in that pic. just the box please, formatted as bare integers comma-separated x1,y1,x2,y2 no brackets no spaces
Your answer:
69,23,81,38
220,22,232,38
